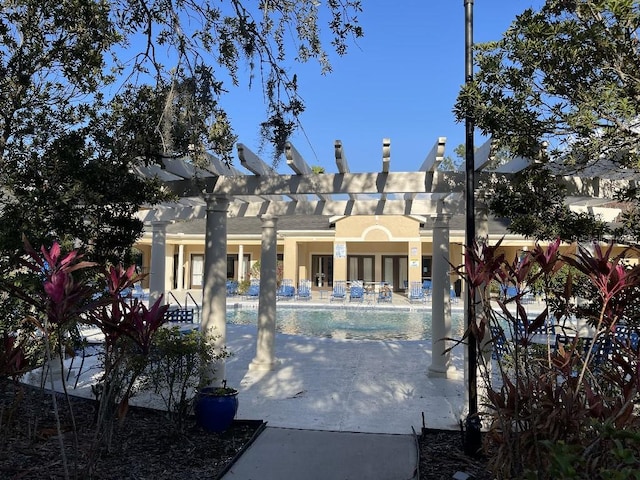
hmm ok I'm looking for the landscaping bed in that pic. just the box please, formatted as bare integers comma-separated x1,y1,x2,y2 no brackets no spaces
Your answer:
418,428,492,480
0,380,264,480
1,378,497,480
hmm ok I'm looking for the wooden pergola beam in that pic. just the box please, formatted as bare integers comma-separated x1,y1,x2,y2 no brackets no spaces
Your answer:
135,194,464,223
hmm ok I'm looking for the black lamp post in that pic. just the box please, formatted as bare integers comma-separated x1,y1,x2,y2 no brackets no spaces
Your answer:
463,0,482,456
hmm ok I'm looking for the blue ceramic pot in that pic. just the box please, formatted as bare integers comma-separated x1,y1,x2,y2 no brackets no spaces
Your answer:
194,387,239,433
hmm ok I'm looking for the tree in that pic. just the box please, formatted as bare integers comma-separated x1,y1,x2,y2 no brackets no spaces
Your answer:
487,165,609,242
0,0,363,265
454,0,640,242
439,144,465,171
0,0,363,330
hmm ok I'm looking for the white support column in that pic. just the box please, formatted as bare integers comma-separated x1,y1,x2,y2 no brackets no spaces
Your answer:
149,221,170,306
177,244,185,291
475,205,491,364
201,196,229,387
250,215,279,371
475,205,489,240
429,214,457,378
237,244,244,282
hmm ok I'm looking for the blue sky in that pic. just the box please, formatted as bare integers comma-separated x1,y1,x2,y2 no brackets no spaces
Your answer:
219,1,545,173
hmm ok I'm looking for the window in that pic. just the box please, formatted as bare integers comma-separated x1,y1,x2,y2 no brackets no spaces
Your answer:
191,254,204,288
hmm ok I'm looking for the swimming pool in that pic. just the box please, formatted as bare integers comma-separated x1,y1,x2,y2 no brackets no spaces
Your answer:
226,307,466,341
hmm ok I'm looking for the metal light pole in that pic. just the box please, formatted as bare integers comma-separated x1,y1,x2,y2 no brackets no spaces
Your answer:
463,0,482,456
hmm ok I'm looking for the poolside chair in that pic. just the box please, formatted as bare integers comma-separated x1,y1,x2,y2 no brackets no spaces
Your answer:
450,287,459,304
377,282,392,303
422,280,432,301
226,280,238,297
408,281,425,303
501,285,518,302
164,306,196,323
349,284,365,303
245,280,260,300
554,334,612,375
489,325,509,361
516,317,556,338
296,279,312,301
131,282,149,301
277,280,296,301
330,281,347,302
614,324,640,352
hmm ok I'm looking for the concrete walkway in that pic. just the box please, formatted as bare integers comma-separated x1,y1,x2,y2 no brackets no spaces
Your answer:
222,427,419,480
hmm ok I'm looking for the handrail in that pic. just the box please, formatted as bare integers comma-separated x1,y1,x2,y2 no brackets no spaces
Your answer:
167,291,182,310
184,291,201,322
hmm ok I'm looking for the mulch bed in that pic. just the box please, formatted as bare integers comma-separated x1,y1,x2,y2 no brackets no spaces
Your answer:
0,379,264,480
2,379,493,480
418,428,493,480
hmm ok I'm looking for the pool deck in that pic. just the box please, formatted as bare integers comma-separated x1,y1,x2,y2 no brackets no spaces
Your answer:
41,290,548,434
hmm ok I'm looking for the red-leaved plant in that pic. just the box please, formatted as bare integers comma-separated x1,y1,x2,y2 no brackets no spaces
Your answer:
457,238,640,479
87,264,170,431
1,238,170,476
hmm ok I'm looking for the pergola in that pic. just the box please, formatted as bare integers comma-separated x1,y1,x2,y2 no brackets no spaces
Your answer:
135,137,631,384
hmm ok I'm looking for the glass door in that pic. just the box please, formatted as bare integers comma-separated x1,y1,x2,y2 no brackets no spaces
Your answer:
382,255,408,291
311,255,333,287
347,255,374,283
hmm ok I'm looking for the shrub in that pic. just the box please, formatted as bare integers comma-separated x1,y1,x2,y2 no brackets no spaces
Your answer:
143,326,229,432
457,239,640,479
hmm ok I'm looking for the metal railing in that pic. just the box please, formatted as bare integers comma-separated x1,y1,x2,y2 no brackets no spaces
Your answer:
184,291,201,322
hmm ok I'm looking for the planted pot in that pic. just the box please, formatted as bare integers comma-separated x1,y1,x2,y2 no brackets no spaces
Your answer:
194,386,239,433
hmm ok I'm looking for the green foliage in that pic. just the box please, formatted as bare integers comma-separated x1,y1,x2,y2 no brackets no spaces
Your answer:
456,0,640,245
536,426,640,480
249,260,283,284
143,327,230,432
455,0,640,166
439,144,465,171
237,279,251,295
487,165,610,242
0,240,173,473
0,0,364,276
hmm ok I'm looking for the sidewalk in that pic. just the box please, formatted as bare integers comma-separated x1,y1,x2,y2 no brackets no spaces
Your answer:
221,427,419,480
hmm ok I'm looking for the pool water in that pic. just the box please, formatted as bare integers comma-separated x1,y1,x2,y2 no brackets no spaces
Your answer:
226,308,466,341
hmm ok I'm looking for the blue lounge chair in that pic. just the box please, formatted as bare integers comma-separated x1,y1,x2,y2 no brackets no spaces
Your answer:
613,324,640,352
277,280,296,301
296,279,312,301
422,280,432,301
226,280,238,296
490,325,509,361
408,281,425,303
349,285,365,303
330,281,346,302
245,280,260,300
516,317,556,338
131,282,149,301
502,285,518,301
450,287,459,304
